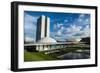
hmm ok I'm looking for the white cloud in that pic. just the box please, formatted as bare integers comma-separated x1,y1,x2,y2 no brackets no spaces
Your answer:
54,23,63,29
24,13,38,23
57,30,62,36
68,25,90,39
51,14,90,41
85,18,89,22
85,18,90,24
52,23,90,41
81,25,90,37
64,19,68,23
24,13,39,42
66,25,82,33
57,23,63,28
77,18,83,22
53,24,57,31
79,14,85,18
60,26,64,30
25,36,35,42
77,14,90,25
24,13,38,31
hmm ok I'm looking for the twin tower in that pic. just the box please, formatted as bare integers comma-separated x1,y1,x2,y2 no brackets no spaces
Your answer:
36,15,50,42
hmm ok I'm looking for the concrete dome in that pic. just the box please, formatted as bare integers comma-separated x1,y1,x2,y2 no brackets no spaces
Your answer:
68,38,81,42
37,37,57,43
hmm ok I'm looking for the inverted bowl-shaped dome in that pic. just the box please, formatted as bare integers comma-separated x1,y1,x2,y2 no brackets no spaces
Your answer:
68,38,81,42
37,37,57,44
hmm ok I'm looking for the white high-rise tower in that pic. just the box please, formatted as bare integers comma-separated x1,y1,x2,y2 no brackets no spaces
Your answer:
36,15,56,43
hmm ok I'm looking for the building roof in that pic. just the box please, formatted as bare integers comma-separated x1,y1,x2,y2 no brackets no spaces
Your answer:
67,38,81,42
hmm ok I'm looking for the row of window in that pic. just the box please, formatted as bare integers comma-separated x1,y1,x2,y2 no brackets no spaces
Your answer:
36,44,67,51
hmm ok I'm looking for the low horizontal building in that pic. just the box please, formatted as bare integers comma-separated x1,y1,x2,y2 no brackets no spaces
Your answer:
24,42,81,52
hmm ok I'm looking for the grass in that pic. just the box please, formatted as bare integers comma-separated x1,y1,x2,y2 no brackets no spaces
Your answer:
24,50,57,62
24,45,90,62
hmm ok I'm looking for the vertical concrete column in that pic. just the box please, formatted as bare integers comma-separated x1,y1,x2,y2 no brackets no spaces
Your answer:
41,15,45,38
36,45,38,51
36,15,46,42
45,17,50,37
36,45,40,51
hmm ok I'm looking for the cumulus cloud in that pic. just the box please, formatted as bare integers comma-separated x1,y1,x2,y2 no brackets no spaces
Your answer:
79,14,85,18
24,13,39,42
77,14,90,25
65,25,90,39
81,25,90,37
51,14,90,41
54,23,64,30
24,12,90,42
66,25,82,33
24,36,35,42
57,30,62,36
24,13,38,31
64,19,68,23
24,13,38,23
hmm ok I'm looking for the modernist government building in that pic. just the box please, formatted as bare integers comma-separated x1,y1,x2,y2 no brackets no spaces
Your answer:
25,15,80,52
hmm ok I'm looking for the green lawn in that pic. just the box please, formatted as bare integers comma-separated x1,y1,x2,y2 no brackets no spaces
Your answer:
24,45,90,62
24,50,57,62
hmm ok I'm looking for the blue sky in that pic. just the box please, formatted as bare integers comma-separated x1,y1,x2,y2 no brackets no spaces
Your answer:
24,11,90,42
